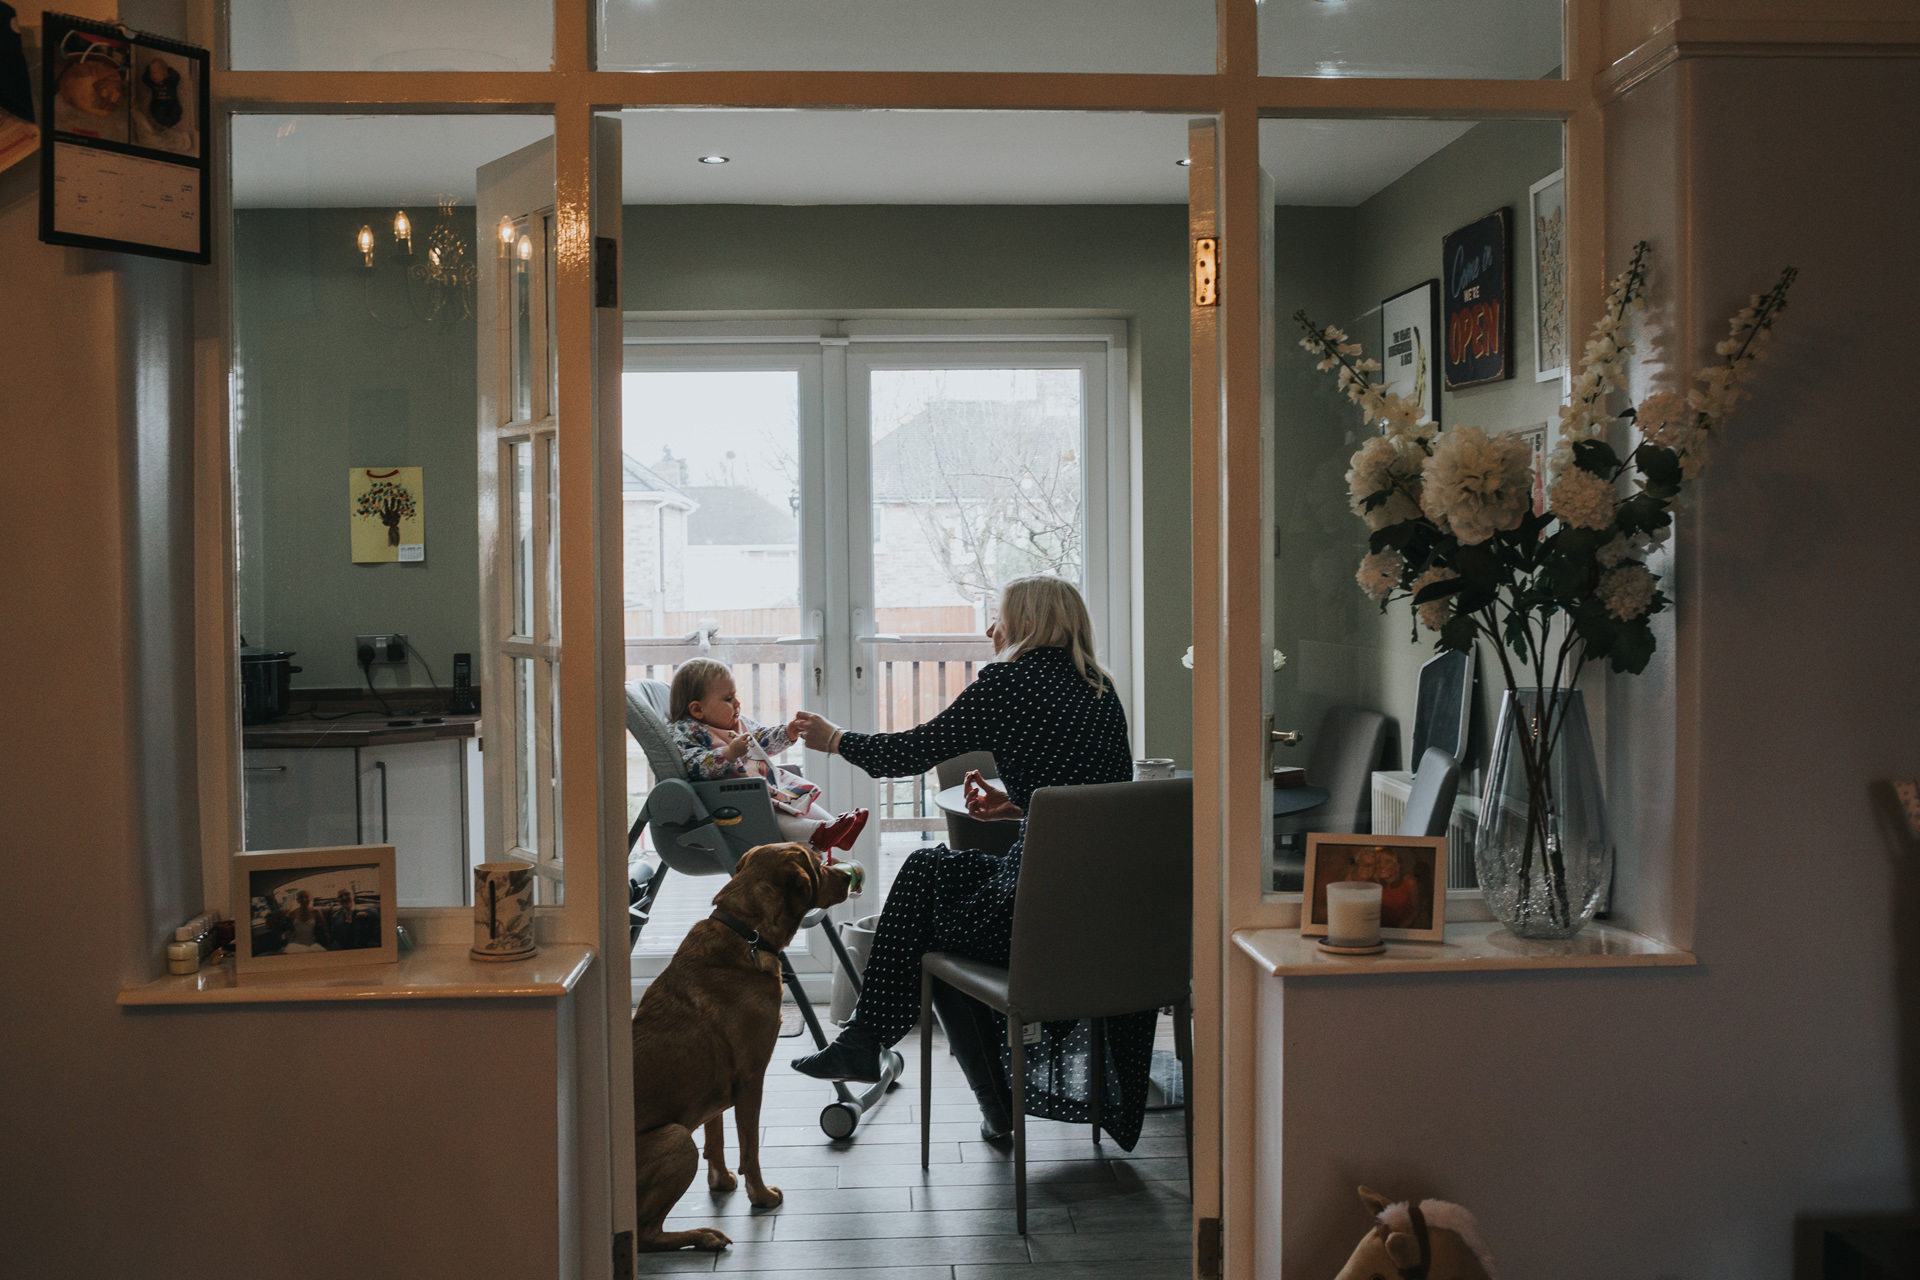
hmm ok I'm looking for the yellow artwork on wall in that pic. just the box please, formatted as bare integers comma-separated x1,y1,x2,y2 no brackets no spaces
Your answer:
350,467,424,563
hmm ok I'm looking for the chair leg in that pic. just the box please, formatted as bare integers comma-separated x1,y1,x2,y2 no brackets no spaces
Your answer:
1173,995,1194,1182
1010,1017,1027,1235
1088,1016,1103,1146
920,969,934,1170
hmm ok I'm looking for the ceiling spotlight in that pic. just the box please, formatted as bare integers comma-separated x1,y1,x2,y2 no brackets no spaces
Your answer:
1176,158,1192,167
698,154,730,165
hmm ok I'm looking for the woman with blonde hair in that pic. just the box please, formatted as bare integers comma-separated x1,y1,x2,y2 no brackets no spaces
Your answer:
789,576,1152,1149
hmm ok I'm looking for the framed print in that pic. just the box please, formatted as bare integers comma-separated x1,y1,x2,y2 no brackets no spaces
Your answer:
1380,280,1442,429
1302,834,1448,942
232,846,399,973
1442,207,1512,390
350,467,425,563
39,13,210,264
1530,170,1568,382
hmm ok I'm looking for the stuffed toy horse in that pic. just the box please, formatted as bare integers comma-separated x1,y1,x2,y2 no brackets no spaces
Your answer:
1333,1186,1497,1280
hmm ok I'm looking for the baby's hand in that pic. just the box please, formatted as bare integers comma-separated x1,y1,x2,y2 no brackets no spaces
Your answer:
785,713,807,742
720,732,751,760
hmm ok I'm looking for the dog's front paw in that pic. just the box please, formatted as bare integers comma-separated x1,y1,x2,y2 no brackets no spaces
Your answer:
707,1165,738,1193
747,1182,783,1209
690,1228,732,1251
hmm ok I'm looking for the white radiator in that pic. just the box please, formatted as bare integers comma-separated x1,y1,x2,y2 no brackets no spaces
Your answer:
1371,770,1480,889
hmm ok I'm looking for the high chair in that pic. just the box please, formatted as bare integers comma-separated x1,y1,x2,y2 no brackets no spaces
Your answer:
623,678,903,1138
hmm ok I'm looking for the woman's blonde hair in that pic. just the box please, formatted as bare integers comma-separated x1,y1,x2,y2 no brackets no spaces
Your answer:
992,576,1110,694
669,658,733,721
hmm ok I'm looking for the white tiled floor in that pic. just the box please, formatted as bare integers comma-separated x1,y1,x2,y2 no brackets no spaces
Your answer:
637,1023,1192,1279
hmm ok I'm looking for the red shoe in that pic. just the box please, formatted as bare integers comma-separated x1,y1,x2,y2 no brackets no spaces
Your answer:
810,808,870,853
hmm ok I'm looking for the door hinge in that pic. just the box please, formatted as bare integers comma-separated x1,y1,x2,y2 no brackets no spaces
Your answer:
612,1229,634,1280
1197,1216,1222,1278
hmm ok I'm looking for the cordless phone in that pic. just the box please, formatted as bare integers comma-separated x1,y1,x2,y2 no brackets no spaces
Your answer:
449,653,477,715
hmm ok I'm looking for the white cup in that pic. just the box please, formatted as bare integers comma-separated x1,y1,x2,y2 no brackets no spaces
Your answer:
1325,880,1383,948
1133,758,1177,781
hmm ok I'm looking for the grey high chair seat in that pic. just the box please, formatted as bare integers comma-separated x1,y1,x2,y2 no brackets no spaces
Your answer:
918,777,1194,1234
624,677,903,1137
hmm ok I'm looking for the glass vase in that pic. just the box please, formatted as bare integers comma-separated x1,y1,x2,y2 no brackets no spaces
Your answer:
1475,689,1613,940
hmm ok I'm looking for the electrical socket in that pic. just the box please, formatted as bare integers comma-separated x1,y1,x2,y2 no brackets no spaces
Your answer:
355,633,408,666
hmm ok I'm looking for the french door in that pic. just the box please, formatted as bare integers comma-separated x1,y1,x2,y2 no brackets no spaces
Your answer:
621,319,1133,980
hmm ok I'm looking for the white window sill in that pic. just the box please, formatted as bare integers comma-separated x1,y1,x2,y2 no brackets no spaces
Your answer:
1233,921,1693,978
118,944,595,1007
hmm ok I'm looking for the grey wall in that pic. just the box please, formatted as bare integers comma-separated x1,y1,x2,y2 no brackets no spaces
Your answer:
234,207,483,692
623,203,1195,761
1270,121,1566,781
1261,55,1920,1278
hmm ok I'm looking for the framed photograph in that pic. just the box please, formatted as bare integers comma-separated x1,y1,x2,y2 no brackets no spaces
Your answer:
39,13,210,264
231,846,398,973
1530,170,1567,382
1380,279,1441,429
1302,834,1448,942
1441,207,1512,390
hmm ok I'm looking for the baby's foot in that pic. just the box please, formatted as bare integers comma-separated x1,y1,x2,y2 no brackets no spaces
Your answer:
810,809,869,852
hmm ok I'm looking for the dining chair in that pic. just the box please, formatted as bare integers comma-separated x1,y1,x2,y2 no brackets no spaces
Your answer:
917,777,1194,1233
1398,747,1461,838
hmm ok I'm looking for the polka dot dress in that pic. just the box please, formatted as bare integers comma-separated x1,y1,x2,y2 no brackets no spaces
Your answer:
836,646,1159,1150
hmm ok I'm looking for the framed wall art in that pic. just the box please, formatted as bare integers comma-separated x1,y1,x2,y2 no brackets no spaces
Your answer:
1442,207,1512,390
1530,170,1568,382
1380,279,1442,429
232,846,399,973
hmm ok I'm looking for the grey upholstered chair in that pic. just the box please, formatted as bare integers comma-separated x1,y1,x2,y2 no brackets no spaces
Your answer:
918,777,1194,1233
1398,747,1461,838
935,751,1018,857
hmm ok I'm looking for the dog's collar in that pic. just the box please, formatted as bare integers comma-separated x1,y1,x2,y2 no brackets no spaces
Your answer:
710,909,769,970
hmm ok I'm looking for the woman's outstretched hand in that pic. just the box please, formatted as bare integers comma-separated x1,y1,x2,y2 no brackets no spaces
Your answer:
963,770,1023,822
792,711,842,753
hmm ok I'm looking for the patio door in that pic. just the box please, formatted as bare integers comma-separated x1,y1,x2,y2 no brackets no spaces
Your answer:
620,322,1132,982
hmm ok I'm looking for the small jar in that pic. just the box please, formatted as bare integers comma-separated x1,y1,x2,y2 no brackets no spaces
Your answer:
166,940,200,975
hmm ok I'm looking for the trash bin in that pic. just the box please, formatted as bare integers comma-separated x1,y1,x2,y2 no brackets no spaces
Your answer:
829,914,881,1025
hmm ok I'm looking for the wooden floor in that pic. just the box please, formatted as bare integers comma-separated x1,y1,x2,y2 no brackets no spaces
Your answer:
639,1022,1193,1280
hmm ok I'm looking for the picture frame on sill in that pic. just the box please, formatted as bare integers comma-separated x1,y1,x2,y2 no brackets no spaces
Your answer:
1380,279,1442,429
231,845,398,973
1529,169,1568,383
1302,834,1448,943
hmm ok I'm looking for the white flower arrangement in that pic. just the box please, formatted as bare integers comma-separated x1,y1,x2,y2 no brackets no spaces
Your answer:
1297,243,1794,933
1296,241,1795,684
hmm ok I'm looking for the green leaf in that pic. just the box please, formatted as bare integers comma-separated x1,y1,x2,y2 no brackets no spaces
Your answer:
1573,599,1615,658
1439,616,1478,653
1637,444,1682,489
1362,488,1394,512
1455,585,1499,615
1573,439,1621,476
1611,622,1657,674
1369,520,1420,553
1451,542,1502,590
1411,576,1464,605
1615,491,1669,535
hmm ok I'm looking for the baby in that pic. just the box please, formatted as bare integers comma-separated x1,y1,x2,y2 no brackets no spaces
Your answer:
667,658,868,853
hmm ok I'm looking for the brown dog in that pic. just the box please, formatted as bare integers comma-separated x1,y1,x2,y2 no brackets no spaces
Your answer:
631,842,853,1252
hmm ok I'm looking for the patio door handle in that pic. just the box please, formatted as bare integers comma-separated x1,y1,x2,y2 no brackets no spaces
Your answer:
772,609,826,695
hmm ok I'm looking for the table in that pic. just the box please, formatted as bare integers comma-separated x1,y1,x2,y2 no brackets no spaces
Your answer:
934,780,1010,820
936,778,1331,819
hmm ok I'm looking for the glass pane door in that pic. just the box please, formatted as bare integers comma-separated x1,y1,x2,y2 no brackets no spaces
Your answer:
849,347,1102,904
622,353,819,957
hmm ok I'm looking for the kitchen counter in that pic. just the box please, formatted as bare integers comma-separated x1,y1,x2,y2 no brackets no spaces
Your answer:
242,711,480,749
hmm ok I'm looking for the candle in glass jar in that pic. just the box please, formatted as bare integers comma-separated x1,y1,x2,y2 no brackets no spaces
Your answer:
1325,880,1382,946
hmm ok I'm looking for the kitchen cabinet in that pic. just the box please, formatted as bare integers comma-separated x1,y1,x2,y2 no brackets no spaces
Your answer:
243,732,477,907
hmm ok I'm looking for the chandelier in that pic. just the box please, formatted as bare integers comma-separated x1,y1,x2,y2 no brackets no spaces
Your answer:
355,198,476,328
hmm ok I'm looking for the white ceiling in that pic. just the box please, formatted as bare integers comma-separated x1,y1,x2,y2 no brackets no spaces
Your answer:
232,112,1496,209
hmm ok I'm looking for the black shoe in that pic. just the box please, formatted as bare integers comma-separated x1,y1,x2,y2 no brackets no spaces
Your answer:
791,1028,882,1083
